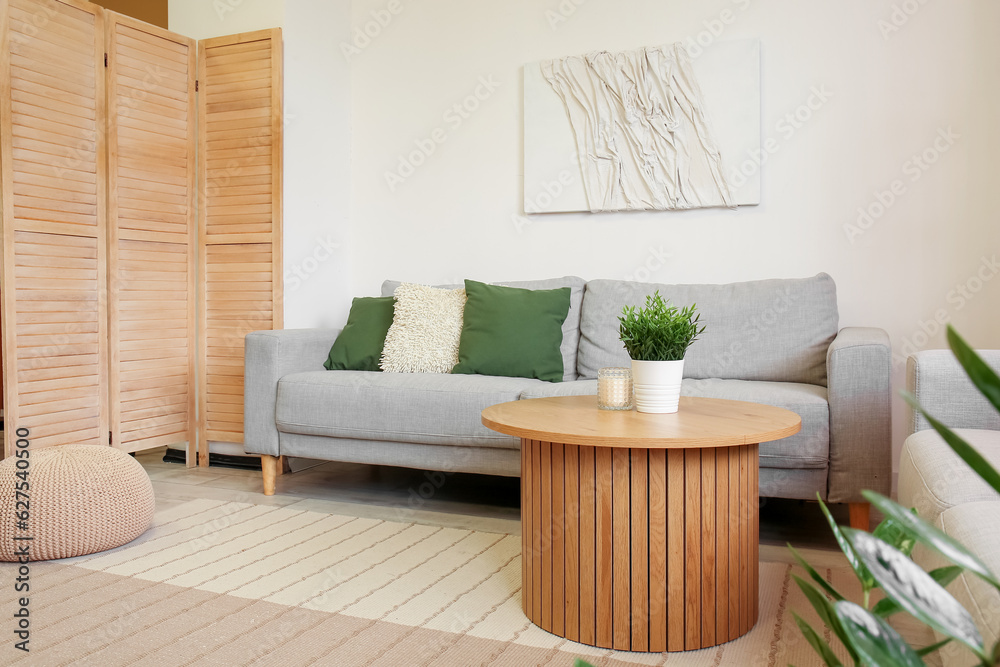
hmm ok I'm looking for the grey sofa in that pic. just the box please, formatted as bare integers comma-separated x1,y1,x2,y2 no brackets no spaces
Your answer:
898,350,1000,665
245,273,891,526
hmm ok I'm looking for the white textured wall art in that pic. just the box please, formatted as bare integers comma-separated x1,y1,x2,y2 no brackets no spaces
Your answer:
524,39,760,213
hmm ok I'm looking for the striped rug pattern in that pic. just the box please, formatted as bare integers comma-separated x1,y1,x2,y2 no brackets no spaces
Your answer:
0,499,862,666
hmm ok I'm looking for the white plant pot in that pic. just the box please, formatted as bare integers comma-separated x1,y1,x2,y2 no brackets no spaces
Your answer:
630,359,684,414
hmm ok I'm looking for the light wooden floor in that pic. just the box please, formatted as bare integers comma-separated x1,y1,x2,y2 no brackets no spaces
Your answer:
137,448,850,564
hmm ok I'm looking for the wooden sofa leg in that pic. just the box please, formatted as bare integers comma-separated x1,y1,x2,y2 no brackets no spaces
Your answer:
262,455,279,496
848,502,870,531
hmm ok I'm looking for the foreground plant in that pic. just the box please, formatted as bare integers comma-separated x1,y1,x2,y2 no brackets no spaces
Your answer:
618,291,705,361
791,326,1000,666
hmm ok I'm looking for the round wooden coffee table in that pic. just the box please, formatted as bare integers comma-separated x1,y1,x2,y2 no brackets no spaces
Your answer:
482,395,801,653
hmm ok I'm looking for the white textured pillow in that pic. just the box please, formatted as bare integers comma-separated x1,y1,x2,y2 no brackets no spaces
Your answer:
380,283,468,373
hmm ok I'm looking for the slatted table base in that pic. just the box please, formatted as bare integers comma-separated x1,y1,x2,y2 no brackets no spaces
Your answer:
520,439,759,652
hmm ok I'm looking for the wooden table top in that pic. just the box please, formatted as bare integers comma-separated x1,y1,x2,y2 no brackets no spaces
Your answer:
482,395,801,449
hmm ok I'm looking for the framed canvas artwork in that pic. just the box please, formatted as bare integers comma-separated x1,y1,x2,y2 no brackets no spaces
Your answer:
524,38,761,213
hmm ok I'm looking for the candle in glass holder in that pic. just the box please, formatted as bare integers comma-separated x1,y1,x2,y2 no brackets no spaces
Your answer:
597,367,633,410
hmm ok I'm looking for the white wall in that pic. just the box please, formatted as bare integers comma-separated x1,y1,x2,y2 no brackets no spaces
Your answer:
168,0,283,41
280,1,353,328
170,0,354,328
348,0,1000,470
170,0,1000,470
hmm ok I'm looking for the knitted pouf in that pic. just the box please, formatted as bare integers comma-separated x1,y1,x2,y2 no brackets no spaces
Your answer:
0,445,155,561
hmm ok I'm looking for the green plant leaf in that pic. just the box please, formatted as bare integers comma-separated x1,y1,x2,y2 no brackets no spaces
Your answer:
915,637,953,657
792,575,859,663
817,494,873,592
834,601,927,667
788,543,845,601
572,660,596,667
947,326,1000,415
869,597,896,619
618,292,705,361
843,529,985,658
792,612,844,667
863,491,1000,591
793,575,840,631
872,566,963,617
872,510,918,558
901,392,1000,497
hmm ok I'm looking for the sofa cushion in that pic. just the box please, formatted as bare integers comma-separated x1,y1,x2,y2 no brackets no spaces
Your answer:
380,283,467,373
898,428,1000,526
453,280,571,383
682,379,829,469
382,276,586,382
324,297,395,372
577,274,839,385
520,379,598,399
935,501,1000,663
275,371,547,449
522,378,829,470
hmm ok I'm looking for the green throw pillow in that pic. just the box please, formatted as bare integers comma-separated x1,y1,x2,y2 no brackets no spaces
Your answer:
324,296,395,371
452,280,570,382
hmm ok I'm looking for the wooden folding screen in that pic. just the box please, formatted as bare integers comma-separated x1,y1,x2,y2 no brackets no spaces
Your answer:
0,4,281,462
197,30,282,465
105,12,196,458
0,0,109,454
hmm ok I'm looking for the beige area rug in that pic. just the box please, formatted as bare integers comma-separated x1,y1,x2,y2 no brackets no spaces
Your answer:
0,498,872,666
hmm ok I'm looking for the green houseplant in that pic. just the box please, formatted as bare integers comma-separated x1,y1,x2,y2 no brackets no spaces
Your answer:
790,326,1000,666
618,291,704,413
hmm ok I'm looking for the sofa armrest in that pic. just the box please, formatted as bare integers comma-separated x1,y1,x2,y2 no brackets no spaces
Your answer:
906,350,1000,436
826,327,892,503
244,328,341,456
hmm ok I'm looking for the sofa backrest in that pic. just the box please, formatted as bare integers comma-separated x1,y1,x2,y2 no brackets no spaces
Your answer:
577,274,839,386
381,276,587,382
